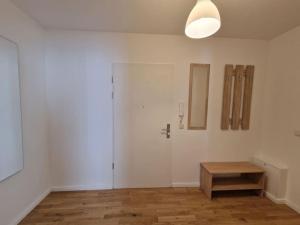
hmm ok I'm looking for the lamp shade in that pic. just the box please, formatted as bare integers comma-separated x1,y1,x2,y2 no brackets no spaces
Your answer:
185,0,221,39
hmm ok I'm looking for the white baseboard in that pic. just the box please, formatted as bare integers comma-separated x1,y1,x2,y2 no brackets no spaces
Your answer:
286,200,300,214
266,192,300,214
9,188,51,225
51,183,112,192
172,182,200,188
265,192,286,204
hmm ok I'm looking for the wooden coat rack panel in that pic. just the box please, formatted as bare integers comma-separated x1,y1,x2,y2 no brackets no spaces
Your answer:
221,65,233,130
221,64,255,130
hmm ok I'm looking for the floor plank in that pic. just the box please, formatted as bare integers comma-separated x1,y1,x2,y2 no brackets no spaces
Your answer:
19,188,300,225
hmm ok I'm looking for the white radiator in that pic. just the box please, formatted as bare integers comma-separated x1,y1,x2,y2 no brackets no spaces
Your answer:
252,156,288,202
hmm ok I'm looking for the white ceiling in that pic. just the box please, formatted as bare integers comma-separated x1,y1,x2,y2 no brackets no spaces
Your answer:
12,0,300,40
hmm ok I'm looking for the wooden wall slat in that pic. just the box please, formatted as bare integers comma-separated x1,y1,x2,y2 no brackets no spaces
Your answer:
231,65,244,130
221,65,234,130
241,65,255,130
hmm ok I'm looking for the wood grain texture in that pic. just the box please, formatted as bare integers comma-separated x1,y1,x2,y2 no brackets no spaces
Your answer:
231,65,244,130
19,188,300,225
201,162,264,174
201,162,265,199
200,165,213,199
241,65,255,130
212,177,263,191
221,65,234,130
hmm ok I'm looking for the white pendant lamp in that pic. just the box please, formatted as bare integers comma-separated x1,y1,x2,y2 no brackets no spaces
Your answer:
185,0,221,39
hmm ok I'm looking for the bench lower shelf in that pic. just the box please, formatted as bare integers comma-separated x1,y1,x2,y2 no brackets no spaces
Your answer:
212,177,264,191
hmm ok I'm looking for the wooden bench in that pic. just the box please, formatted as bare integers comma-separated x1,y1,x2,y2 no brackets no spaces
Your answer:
200,162,265,199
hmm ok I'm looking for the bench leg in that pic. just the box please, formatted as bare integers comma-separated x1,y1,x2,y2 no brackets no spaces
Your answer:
200,166,213,199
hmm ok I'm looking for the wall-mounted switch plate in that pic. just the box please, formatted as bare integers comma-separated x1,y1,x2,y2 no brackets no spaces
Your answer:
294,130,300,137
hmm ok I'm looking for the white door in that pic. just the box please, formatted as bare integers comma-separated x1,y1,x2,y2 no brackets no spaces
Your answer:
113,63,173,188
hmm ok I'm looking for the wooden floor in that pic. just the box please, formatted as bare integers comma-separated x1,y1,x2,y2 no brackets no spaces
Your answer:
20,188,300,225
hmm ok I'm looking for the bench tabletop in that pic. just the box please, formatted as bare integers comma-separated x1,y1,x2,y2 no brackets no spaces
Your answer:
201,162,264,174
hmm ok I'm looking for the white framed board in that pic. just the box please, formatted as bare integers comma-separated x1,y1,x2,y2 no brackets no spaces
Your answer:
0,36,23,182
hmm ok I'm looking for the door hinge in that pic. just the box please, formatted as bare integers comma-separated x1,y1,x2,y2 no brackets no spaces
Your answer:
112,163,115,170
111,76,114,83
112,92,114,99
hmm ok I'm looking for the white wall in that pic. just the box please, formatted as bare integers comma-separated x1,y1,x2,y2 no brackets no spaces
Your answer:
0,1,50,225
260,26,300,212
0,0,298,222
46,30,268,189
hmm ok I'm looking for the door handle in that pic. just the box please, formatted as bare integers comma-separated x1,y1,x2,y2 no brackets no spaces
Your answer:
161,124,170,139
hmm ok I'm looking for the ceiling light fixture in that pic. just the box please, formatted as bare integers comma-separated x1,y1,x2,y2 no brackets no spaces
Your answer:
185,0,221,39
